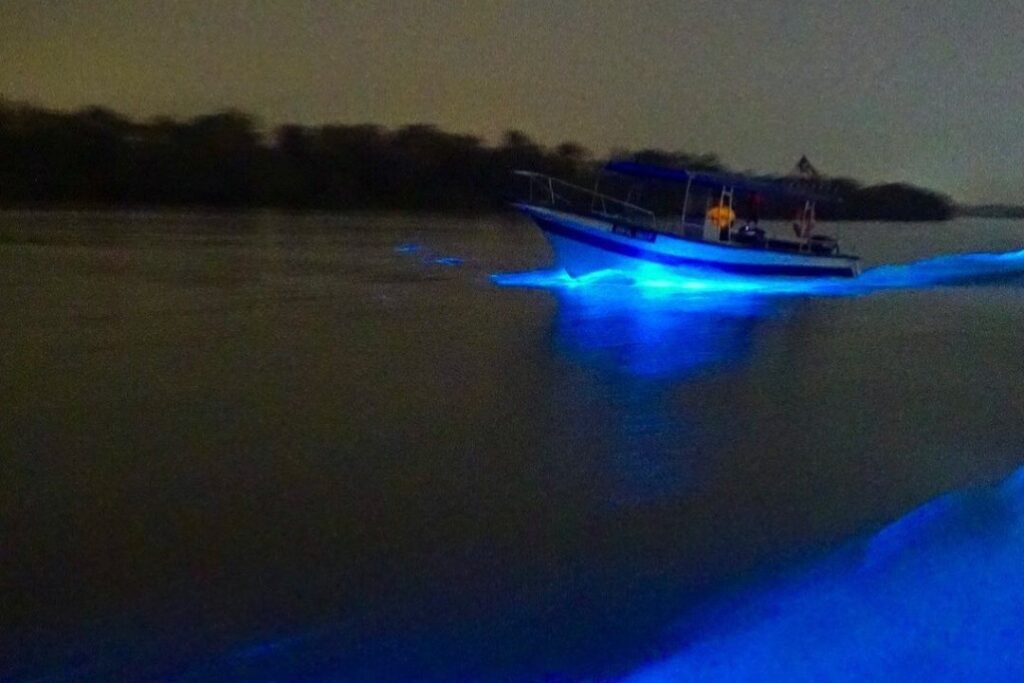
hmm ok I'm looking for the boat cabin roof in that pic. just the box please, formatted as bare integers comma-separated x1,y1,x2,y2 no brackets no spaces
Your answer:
604,160,835,203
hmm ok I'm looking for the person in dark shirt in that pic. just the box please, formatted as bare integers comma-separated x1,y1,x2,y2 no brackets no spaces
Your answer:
748,192,763,227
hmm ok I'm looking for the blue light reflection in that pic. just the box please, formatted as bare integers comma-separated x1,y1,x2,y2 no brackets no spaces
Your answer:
494,265,785,507
490,251,1024,683
547,272,771,380
495,265,801,382
493,247,1024,299
621,463,1024,682
493,249,1024,379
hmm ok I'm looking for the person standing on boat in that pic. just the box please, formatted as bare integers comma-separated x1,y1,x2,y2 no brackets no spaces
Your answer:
748,192,763,226
792,201,816,240
708,203,735,241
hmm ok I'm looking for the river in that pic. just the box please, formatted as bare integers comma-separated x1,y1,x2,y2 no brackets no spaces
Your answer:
3,211,1024,681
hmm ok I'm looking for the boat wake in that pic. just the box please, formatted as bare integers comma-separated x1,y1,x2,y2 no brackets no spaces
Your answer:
621,463,1024,682
857,247,1024,289
492,248,1024,298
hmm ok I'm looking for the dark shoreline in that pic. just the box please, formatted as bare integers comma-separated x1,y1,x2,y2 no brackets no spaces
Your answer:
0,100,958,222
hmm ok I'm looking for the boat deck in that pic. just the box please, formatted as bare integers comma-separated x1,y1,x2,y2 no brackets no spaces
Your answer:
549,205,860,262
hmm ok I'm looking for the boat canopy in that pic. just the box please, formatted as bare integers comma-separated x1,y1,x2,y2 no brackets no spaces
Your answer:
604,160,834,202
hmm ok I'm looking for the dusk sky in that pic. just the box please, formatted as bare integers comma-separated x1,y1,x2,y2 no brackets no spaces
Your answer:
2,0,1022,202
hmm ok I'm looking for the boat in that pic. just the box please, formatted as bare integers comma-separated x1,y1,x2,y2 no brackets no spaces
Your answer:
511,160,860,278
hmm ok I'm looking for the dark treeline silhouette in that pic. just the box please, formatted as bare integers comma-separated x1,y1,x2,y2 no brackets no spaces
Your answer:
828,181,954,221
0,100,954,219
959,204,1024,219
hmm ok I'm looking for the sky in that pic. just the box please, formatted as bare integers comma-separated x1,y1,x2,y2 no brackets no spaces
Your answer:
1,0,1022,203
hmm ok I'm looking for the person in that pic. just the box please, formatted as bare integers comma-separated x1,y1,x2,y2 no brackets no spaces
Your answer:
748,192,763,226
707,203,735,241
792,203,816,240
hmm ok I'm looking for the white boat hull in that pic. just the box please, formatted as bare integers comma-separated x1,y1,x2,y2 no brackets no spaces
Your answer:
516,204,859,278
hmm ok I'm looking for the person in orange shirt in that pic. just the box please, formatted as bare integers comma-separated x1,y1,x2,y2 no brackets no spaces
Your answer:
708,204,735,241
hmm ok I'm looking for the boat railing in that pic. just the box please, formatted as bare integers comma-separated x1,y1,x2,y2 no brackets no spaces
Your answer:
512,170,656,227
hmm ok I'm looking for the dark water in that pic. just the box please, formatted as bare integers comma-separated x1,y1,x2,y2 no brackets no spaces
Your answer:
3,211,1024,681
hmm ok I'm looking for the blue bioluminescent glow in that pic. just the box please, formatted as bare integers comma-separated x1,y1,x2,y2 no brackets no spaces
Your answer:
496,261,803,389
547,279,769,379
394,241,466,266
491,249,1024,381
496,263,798,381
491,265,799,295
620,464,1024,682
493,248,1024,300
854,247,1024,291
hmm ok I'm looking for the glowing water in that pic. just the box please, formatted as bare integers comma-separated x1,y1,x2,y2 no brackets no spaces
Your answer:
6,215,1024,682
493,248,1024,382
492,248,1024,298
622,464,1024,682
496,246,1024,682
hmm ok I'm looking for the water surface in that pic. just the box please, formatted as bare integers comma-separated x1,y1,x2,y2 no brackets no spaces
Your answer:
3,211,1024,681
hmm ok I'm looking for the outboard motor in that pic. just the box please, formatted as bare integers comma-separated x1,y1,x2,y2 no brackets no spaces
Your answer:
732,224,767,246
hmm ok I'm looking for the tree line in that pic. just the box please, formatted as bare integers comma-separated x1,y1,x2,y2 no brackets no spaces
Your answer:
0,100,954,220
958,204,1024,219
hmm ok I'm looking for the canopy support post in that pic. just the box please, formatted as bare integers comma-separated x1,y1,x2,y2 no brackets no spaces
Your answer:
681,176,692,229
